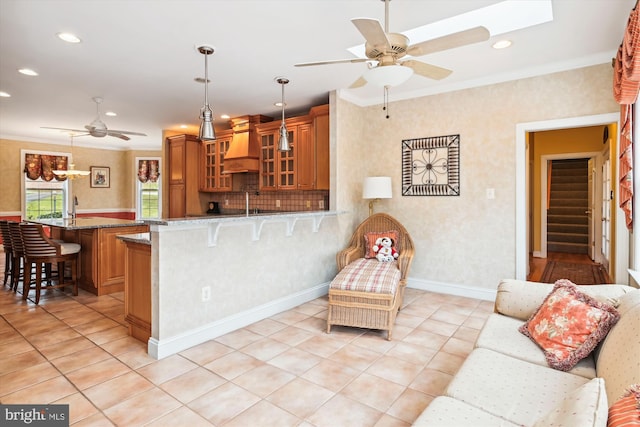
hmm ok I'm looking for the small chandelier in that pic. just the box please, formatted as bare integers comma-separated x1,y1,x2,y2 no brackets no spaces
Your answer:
276,77,290,152
53,134,90,179
197,45,216,141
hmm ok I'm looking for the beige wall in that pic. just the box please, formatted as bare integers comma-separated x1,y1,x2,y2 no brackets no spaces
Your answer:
334,63,619,291
0,139,161,214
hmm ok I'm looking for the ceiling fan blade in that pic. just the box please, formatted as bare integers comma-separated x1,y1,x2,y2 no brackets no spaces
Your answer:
106,129,147,136
401,60,452,80
406,26,490,57
349,76,368,89
41,126,88,133
295,58,368,67
106,131,130,141
351,18,391,50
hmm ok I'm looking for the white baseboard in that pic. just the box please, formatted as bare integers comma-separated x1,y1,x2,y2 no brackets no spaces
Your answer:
532,251,544,258
407,278,497,302
148,282,330,359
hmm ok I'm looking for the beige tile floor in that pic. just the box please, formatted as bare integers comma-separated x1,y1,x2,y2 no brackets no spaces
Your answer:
0,251,493,426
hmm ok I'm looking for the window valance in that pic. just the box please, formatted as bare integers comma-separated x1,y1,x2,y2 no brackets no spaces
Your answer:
613,2,639,230
24,153,68,182
137,159,160,183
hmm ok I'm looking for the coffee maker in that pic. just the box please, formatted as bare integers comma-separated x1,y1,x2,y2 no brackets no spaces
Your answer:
206,201,220,214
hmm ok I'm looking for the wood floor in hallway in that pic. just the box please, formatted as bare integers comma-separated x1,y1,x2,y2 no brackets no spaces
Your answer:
527,252,612,283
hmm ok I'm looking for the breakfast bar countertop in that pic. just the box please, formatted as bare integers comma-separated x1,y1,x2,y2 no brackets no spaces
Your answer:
116,232,151,245
31,217,146,230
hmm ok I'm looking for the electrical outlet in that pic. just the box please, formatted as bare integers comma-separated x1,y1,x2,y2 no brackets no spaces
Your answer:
224,199,229,206
201,286,211,302
275,200,280,208
319,200,324,209
486,188,495,199
306,200,311,208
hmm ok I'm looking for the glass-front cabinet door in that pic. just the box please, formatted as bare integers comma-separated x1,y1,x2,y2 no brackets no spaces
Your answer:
201,130,232,192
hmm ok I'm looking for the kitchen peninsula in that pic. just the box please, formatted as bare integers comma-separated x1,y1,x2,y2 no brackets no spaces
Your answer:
141,210,346,359
32,217,149,295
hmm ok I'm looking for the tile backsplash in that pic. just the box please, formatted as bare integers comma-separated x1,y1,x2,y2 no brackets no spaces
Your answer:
206,174,329,213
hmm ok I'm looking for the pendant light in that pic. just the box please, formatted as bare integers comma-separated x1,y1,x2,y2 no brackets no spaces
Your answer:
53,134,90,179
276,77,290,152
197,45,216,141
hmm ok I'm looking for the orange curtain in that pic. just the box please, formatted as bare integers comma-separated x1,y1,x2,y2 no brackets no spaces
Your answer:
24,153,68,181
613,2,639,230
137,159,159,183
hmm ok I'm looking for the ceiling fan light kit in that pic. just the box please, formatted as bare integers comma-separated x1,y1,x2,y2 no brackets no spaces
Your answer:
276,77,290,152
197,45,216,141
364,64,413,87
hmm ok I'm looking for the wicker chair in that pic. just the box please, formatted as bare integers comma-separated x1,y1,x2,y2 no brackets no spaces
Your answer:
327,213,415,340
19,223,80,304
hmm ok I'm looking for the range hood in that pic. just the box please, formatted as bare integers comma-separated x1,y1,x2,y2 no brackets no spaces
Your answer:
223,115,272,174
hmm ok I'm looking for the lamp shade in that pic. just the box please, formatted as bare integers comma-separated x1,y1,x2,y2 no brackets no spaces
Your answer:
363,176,392,199
364,65,413,87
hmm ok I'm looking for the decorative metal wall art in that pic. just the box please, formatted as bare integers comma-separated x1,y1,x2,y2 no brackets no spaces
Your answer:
402,134,460,196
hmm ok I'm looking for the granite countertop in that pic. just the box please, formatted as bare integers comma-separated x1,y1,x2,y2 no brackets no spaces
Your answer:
30,217,147,230
116,232,151,245
147,210,338,226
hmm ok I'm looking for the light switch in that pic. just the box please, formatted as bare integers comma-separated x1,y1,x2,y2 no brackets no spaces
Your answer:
486,188,495,199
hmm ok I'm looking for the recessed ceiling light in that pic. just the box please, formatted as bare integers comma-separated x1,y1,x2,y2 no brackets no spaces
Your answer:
220,114,230,119
492,40,512,49
18,68,38,76
274,102,286,107
57,32,81,43
105,111,117,117
0,91,10,97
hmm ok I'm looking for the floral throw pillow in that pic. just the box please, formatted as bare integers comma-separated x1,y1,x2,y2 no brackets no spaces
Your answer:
364,231,399,259
519,279,620,371
607,384,640,427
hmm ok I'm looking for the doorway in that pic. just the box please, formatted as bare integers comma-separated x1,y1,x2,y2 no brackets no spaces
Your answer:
516,113,627,284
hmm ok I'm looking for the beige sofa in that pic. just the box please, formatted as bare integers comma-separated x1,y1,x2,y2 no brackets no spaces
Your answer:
414,279,640,426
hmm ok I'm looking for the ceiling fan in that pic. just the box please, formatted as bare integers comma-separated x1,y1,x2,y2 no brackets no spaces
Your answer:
42,97,147,141
295,0,490,88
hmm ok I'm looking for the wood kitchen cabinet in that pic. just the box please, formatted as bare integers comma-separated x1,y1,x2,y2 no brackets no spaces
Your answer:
49,221,149,296
167,134,202,217
256,104,328,191
122,239,151,343
201,129,233,192
311,104,330,190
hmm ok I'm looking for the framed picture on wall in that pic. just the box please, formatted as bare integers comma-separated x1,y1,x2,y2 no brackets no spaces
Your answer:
90,166,110,188
402,134,460,196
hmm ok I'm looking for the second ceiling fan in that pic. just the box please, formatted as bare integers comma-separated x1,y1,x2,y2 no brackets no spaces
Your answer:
42,97,147,141
295,0,490,88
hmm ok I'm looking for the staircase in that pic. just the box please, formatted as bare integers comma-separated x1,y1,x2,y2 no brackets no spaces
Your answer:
547,159,589,254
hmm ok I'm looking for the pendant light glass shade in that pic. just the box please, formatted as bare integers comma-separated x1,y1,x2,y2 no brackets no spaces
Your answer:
276,77,290,152
53,134,90,179
198,45,216,141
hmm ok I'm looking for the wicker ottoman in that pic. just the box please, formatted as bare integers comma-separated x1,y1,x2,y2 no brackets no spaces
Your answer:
327,257,403,340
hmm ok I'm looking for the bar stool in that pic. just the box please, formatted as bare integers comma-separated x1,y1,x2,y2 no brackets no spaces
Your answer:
19,223,80,304
0,220,13,288
7,221,25,292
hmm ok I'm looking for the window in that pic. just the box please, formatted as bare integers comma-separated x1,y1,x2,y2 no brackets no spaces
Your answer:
25,180,66,220
21,149,70,220
136,157,161,219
